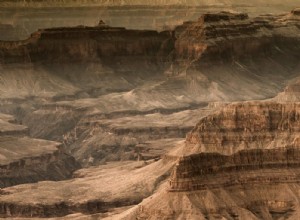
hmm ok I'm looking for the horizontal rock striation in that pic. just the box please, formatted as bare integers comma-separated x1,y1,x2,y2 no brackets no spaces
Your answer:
0,160,174,218
127,102,300,219
1,10,300,76
0,197,139,218
170,102,300,191
0,25,174,74
170,148,300,191
0,137,80,188
173,11,300,72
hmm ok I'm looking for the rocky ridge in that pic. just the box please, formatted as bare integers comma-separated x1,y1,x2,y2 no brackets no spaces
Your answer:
0,113,80,188
0,9,300,220
120,102,300,219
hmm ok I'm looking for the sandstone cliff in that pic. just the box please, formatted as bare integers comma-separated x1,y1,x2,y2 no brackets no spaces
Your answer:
118,102,300,219
1,10,299,102
1,10,300,75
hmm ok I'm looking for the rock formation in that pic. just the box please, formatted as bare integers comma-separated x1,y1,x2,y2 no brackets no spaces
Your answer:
0,8,300,220
0,10,299,101
173,11,300,73
1,10,300,72
0,25,174,76
121,102,300,219
0,113,80,188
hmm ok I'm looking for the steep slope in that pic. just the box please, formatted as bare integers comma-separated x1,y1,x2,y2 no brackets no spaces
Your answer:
116,102,300,219
0,114,80,188
0,9,299,172
1,10,300,102
0,9,300,220
172,11,300,99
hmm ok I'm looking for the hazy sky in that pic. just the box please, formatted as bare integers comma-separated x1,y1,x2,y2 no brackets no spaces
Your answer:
0,0,299,7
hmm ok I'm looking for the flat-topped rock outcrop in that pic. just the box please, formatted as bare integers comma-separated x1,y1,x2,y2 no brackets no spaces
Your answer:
1,10,300,74
0,10,298,104
0,136,80,188
0,25,174,75
292,8,300,16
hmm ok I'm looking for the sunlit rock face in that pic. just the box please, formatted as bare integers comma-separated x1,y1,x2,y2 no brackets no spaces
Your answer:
172,102,300,190
123,102,300,220
186,102,300,154
0,8,300,220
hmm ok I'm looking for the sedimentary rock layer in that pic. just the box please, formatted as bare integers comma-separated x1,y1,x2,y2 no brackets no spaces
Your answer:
0,25,174,75
169,102,300,191
118,102,300,220
0,136,80,188
1,10,300,74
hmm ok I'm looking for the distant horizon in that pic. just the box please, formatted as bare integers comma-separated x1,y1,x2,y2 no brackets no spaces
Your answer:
0,0,298,7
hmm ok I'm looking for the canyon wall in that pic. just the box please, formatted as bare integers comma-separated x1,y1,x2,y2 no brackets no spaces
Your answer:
170,102,300,191
1,10,300,79
173,11,300,75
123,102,300,220
0,114,80,188
0,26,174,75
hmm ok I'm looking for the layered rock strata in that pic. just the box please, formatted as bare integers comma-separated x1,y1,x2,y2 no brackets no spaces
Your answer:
0,113,80,188
173,11,300,74
170,102,300,191
0,25,174,75
0,137,80,188
117,102,300,219
1,10,300,74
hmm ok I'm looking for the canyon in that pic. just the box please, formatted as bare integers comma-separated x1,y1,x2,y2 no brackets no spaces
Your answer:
0,5,300,220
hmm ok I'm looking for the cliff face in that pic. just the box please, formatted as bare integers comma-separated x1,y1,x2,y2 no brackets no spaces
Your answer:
0,113,80,188
186,102,300,153
0,138,80,188
1,10,300,76
173,11,300,75
169,102,300,191
120,102,300,220
0,26,174,74
0,11,299,105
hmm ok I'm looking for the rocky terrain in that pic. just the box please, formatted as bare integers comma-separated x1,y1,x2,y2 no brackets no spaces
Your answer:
0,113,80,188
115,102,300,219
0,7,300,220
